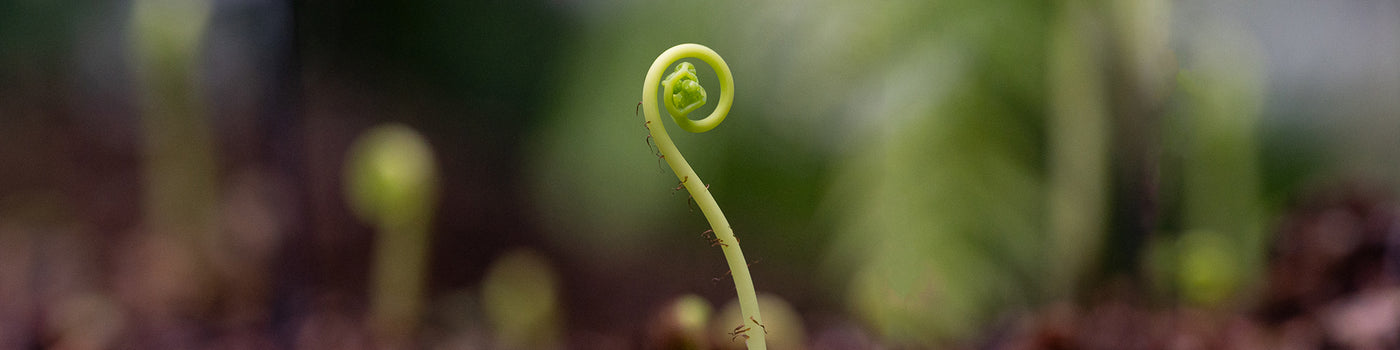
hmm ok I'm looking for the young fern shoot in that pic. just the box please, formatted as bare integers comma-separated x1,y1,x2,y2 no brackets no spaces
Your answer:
640,43,766,349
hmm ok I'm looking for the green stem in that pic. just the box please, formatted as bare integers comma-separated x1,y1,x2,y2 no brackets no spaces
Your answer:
641,44,766,349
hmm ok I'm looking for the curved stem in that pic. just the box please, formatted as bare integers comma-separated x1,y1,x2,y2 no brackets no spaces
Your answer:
641,44,766,349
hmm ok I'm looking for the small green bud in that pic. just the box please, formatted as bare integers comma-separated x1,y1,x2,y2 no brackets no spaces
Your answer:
663,62,707,118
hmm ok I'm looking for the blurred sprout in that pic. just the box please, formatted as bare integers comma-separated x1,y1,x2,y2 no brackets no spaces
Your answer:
484,249,560,350
344,123,440,345
672,295,712,338
129,0,219,246
1163,13,1267,304
481,248,562,350
1175,230,1241,305
711,293,806,350
1110,0,1175,101
828,75,1042,345
1046,0,1110,299
647,294,714,350
130,0,211,68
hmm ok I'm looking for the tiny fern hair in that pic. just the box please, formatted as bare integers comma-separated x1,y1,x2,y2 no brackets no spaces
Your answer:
640,43,766,349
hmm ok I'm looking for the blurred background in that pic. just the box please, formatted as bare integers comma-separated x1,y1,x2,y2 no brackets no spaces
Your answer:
1,0,1399,348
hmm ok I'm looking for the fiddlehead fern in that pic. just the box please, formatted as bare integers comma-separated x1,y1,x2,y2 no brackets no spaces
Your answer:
641,44,766,349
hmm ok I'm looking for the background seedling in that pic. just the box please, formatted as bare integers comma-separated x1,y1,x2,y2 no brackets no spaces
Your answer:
344,123,439,348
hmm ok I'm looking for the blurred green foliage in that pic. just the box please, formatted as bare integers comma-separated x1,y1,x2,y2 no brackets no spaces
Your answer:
481,248,562,349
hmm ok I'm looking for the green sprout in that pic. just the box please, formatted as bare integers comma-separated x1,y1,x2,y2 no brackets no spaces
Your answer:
639,43,765,349
344,123,439,346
